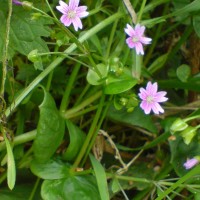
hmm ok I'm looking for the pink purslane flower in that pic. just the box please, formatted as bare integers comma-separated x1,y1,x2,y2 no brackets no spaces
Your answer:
12,0,22,5
138,82,168,115
125,24,152,55
56,0,89,31
184,158,199,170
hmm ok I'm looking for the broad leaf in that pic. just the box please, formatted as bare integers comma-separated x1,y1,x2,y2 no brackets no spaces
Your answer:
0,2,51,61
30,159,70,180
33,88,65,163
62,120,86,161
41,175,101,200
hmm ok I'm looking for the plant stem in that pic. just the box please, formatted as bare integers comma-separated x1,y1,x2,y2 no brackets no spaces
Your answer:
137,0,147,23
1,0,12,97
63,91,102,118
28,178,40,200
0,130,36,152
60,63,81,112
5,12,124,118
122,0,137,24
70,92,105,172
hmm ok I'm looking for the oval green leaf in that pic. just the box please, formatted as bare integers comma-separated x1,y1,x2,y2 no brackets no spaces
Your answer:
30,159,70,179
33,88,65,163
176,64,191,82
62,120,86,161
41,175,101,200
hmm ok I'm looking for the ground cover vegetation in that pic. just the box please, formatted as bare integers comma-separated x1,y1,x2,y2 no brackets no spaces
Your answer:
1,0,200,199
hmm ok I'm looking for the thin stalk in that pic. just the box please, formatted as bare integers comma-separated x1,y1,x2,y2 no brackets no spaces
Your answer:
137,0,147,23
1,0,12,96
5,12,124,118
122,0,137,24
105,20,119,59
0,130,36,152
70,92,105,172
45,0,58,20
28,178,40,200
63,91,102,118
60,63,81,112
74,83,90,106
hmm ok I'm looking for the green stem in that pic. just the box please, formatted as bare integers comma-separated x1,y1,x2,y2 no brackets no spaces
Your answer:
155,165,200,200
81,95,112,166
0,130,36,152
122,0,137,24
70,92,105,172
63,91,102,118
60,63,81,112
105,20,118,59
74,84,90,106
28,178,40,200
137,0,147,23
185,115,200,123
5,12,124,118
1,0,12,96
45,0,58,20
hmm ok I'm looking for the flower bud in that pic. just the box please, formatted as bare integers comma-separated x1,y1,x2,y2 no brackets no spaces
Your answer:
180,126,197,145
170,118,188,134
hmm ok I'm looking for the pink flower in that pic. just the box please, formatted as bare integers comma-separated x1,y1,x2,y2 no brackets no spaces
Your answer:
184,158,199,170
56,0,89,31
138,82,168,115
124,24,152,55
12,0,22,5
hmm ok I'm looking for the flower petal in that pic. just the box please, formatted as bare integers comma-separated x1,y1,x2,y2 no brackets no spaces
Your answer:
135,42,144,55
124,24,135,37
140,101,152,114
72,17,83,31
126,37,136,48
152,102,164,114
140,36,152,45
135,24,145,36
60,15,72,26
56,5,68,14
76,6,89,18
155,91,168,102
69,0,79,8
146,82,157,95
138,88,148,100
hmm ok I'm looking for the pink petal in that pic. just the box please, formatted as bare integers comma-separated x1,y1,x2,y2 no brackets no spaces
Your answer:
140,101,151,114
60,15,72,26
155,91,168,102
69,0,79,8
135,42,144,55
152,102,164,114
147,82,157,95
77,9,89,18
56,5,68,14
138,88,148,100
135,24,145,36
124,24,135,37
58,1,69,12
72,17,82,31
126,37,136,48
140,36,152,45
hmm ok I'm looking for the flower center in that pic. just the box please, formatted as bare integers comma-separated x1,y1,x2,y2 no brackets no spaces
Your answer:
132,36,139,43
67,10,76,19
146,95,154,103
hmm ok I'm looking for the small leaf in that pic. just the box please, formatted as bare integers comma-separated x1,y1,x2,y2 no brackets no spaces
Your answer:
89,154,109,200
4,134,16,190
33,87,65,163
176,64,191,82
62,120,86,161
86,63,108,85
41,175,101,200
30,159,70,179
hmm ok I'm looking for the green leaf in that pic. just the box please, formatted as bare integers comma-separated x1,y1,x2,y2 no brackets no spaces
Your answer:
89,154,109,200
148,53,168,74
104,68,138,94
107,106,158,133
0,2,51,60
30,159,70,179
176,64,191,82
33,88,65,163
86,63,108,85
62,120,86,161
3,134,16,190
41,175,101,200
